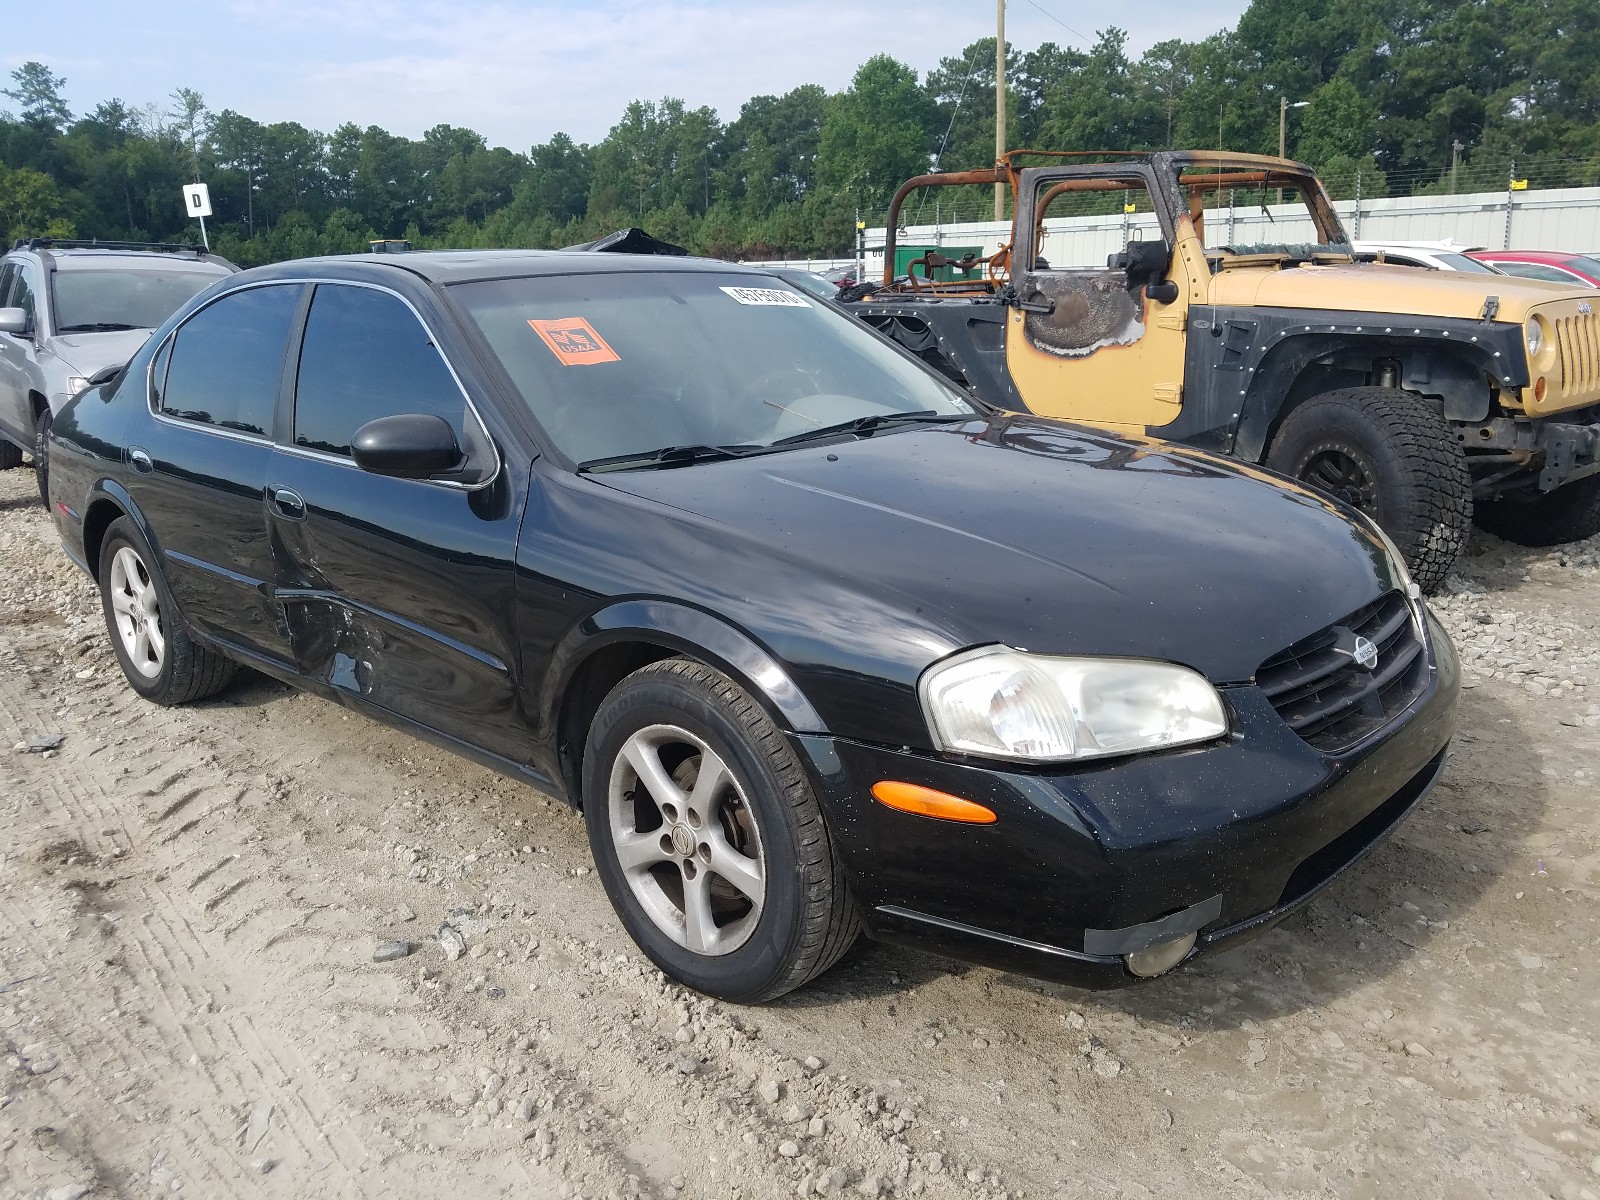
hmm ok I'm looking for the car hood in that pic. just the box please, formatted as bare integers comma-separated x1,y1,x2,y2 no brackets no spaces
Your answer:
1209,260,1589,322
47,329,153,377
589,416,1397,688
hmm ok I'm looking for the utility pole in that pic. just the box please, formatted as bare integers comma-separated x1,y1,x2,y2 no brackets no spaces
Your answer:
1451,140,1463,194
1277,95,1307,203
994,0,1006,221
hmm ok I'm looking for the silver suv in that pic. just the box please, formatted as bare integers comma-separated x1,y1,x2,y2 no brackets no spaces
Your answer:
0,239,236,500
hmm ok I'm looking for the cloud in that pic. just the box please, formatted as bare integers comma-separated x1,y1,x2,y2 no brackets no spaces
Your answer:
37,0,1250,148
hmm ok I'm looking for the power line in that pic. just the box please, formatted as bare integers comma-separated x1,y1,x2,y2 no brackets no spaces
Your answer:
1016,0,1093,46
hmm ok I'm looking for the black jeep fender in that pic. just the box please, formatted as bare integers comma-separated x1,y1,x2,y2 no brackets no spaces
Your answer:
1166,305,1530,461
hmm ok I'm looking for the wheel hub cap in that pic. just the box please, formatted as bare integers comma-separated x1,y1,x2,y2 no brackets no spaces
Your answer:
607,724,767,957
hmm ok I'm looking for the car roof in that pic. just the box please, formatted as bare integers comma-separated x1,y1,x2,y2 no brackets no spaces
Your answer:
1353,240,1484,253
45,250,234,273
240,249,772,288
1470,250,1573,263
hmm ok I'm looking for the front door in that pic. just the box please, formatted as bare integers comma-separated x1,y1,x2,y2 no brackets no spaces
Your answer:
1004,164,1197,433
0,262,36,444
131,282,305,664
265,281,530,763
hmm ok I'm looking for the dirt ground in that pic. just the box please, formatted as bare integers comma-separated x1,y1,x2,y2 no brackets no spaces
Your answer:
1,465,1598,1200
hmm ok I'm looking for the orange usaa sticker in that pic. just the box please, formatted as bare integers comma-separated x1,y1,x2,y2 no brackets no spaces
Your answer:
528,316,621,366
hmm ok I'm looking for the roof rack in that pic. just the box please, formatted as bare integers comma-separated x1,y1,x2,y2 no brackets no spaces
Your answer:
11,237,212,255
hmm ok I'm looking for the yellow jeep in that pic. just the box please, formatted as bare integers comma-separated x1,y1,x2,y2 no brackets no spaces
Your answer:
846,151,1600,591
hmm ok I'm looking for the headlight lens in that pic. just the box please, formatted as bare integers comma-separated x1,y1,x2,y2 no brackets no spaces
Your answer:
919,646,1228,763
65,375,89,397
1525,318,1542,358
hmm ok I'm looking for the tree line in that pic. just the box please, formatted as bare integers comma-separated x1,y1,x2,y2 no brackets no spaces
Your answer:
0,0,1594,263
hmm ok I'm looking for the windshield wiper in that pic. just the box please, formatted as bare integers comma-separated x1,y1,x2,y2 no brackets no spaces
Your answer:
772,410,964,446
579,444,761,473
57,322,142,333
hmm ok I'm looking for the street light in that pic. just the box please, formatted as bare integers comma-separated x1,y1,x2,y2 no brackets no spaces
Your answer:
1277,96,1309,203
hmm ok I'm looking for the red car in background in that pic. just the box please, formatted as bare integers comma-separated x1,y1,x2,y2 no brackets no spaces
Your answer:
1468,250,1600,287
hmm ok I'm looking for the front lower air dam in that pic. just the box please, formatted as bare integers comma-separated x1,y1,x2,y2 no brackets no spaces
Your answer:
1124,932,1197,978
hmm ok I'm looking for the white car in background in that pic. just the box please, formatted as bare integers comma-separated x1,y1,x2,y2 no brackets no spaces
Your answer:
1352,239,1507,274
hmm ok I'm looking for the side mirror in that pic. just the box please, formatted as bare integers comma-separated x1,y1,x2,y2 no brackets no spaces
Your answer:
87,363,124,387
0,307,27,336
350,414,463,479
1110,240,1172,292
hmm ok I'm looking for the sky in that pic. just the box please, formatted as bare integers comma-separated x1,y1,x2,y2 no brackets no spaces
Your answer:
8,0,1253,151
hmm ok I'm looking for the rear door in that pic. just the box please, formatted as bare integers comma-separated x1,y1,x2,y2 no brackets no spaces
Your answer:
132,282,304,663
265,280,529,762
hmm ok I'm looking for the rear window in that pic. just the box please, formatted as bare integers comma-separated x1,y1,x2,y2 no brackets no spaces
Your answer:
56,266,226,332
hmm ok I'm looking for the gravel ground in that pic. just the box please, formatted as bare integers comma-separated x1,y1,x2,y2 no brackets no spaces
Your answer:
1,465,1598,1200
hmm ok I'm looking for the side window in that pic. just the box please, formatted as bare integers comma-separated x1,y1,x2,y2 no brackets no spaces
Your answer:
293,284,476,462
0,264,17,307
160,285,300,436
11,267,38,330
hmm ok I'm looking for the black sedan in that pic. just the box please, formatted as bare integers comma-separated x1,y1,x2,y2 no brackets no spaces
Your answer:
47,251,1459,1002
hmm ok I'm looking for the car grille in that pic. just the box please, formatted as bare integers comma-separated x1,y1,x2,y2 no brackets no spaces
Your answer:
1554,311,1600,401
1256,591,1427,753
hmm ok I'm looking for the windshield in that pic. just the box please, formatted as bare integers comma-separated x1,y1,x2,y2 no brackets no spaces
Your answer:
1173,167,1349,261
54,267,224,332
1434,253,1499,274
453,270,975,465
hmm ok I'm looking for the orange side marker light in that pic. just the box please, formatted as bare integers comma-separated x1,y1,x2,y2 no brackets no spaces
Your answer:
871,781,997,825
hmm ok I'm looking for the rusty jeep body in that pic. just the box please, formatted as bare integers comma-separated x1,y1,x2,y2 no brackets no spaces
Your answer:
843,151,1600,591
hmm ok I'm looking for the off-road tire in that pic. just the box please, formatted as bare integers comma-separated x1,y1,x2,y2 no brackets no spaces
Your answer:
98,517,236,705
582,658,860,1003
33,407,51,507
1473,474,1600,547
0,437,22,470
1266,387,1471,594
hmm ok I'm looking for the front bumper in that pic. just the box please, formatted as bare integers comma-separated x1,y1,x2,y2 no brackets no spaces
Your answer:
792,610,1460,989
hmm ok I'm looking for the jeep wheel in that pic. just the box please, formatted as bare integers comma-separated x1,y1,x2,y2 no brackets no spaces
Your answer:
1474,474,1600,547
1266,387,1471,594
582,658,860,1003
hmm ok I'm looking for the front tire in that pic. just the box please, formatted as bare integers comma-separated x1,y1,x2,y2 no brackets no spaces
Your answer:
1265,386,1471,594
1474,474,1600,546
0,436,22,470
582,658,859,1003
33,407,51,507
98,517,235,705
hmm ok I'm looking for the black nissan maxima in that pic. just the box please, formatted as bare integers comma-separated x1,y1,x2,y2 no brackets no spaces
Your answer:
46,251,1459,1002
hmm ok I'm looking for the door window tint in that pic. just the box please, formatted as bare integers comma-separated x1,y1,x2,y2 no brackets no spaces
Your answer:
160,284,299,436
1495,262,1579,283
0,264,16,307
293,284,468,457
11,269,37,329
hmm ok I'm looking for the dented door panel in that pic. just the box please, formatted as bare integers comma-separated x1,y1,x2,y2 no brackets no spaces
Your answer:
265,449,532,763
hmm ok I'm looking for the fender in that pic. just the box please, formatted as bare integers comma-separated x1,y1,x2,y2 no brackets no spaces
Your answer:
540,599,828,737
80,475,163,579
1172,305,1529,462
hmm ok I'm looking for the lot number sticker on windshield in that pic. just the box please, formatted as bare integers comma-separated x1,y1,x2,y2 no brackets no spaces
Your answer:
528,317,621,366
720,286,810,308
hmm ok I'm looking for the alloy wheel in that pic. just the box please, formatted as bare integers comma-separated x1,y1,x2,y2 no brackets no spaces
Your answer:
606,723,766,956
108,546,165,680
1302,446,1380,514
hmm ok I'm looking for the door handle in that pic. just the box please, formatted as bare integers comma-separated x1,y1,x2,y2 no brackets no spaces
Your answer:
129,447,153,473
270,486,306,520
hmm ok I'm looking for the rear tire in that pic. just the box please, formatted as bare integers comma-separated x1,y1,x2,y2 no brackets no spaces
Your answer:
582,658,859,1003
1266,386,1471,594
1474,474,1600,546
33,407,51,507
98,516,235,705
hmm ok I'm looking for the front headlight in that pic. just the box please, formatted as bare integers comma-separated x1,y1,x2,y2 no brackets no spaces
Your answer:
918,646,1228,763
65,375,89,398
1524,317,1543,359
